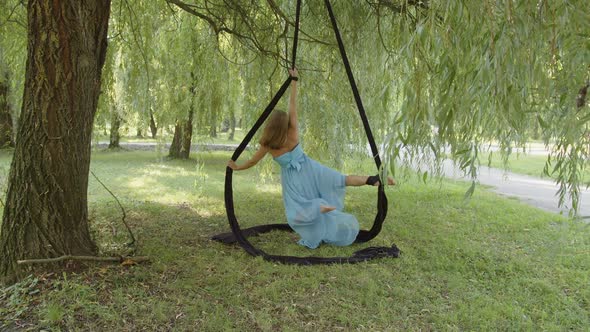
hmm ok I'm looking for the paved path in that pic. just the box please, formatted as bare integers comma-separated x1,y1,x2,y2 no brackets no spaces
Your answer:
97,141,588,217
437,159,590,217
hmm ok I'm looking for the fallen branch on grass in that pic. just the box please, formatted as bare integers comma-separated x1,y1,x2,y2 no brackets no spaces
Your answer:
17,255,150,265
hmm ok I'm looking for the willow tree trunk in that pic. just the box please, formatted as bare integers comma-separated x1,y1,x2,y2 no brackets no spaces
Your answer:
209,121,217,138
209,93,220,138
0,70,13,148
169,120,183,158
149,109,157,138
0,0,111,284
181,109,194,159
109,109,121,149
228,111,236,141
168,109,194,160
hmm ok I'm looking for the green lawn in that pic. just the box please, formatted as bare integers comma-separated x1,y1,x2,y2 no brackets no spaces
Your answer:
481,151,590,183
0,149,589,330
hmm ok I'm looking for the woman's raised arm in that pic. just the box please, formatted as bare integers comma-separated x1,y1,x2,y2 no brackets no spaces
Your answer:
288,68,299,141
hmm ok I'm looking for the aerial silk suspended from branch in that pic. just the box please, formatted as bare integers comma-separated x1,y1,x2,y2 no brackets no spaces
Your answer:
212,0,400,264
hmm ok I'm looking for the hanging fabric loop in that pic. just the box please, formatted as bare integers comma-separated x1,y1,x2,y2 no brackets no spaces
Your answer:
213,0,399,264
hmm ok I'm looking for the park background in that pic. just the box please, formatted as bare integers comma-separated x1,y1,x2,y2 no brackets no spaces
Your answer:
0,0,589,330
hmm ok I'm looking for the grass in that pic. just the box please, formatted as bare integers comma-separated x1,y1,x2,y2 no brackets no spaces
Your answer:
92,128,247,146
481,150,590,184
0,149,589,330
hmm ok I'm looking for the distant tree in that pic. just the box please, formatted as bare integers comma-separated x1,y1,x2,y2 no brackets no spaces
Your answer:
0,67,14,147
0,0,27,147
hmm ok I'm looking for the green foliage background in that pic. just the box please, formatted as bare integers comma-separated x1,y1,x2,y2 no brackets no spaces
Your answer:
0,0,589,210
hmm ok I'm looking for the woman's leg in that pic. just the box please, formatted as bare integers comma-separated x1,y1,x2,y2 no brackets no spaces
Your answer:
320,205,336,213
345,175,396,187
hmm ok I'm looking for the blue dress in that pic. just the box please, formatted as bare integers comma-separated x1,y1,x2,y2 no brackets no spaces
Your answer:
273,144,359,249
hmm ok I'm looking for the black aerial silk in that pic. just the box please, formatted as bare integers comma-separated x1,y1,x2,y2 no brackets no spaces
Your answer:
212,0,400,264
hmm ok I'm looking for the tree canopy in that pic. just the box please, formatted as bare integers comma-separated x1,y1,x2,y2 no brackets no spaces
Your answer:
0,0,588,206
161,0,590,211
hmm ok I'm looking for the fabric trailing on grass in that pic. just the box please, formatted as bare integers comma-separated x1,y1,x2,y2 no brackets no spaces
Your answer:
212,0,400,264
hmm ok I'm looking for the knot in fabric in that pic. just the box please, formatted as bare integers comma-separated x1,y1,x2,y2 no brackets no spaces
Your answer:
287,157,303,171
273,144,305,171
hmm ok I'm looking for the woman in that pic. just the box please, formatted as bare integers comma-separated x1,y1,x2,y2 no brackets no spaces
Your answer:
228,68,395,249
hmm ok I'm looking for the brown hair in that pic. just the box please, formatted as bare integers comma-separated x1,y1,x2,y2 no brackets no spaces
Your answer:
259,110,289,149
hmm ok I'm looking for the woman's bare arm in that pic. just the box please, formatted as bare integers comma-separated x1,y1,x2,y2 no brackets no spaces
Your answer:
227,145,269,171
288,68,299,141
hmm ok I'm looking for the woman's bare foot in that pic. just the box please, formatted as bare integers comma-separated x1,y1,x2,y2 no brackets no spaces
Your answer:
383,177,396,186
320,205,336,213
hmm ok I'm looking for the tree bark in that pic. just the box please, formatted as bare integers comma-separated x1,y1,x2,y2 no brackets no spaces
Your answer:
180,109,194,159
209,121,217,138
228,110,236,141
168,109,194,159
0,0,111,284
0,69,14,148
149,108,157,138
209,91,220,138
108,108,121,149
170,77,195,159
168,120,183,158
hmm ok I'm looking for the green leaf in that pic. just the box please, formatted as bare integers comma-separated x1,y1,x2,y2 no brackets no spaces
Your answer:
464,180,476,200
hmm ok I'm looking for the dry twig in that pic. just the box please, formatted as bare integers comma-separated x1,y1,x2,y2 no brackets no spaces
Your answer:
90,170,136,246
17,255,149,265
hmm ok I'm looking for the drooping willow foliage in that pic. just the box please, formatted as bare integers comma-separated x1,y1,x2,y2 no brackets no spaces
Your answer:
0,0,26,130
367,0,590,213
165,0,589,213
1,0,588,213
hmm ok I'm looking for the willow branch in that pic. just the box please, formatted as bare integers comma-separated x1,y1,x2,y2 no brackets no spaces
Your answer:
537,0,546,20
168,0,269,58
166,0,328,64
375,4,393,54
215,42,259,66
577,82,589,109
167,0,254,44
266,0,288,21
123,0,152,115
373,0,430,13
90,171,136,246
166,0,220,32
266,0,330,46
0,1,26,29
